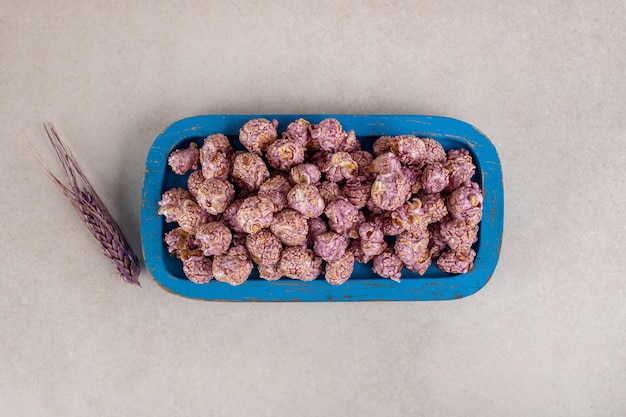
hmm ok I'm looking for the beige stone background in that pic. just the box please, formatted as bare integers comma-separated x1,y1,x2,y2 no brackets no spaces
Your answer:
1,1,625,415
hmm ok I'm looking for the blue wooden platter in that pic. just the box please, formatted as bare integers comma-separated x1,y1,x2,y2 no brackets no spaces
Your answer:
140,115,503,301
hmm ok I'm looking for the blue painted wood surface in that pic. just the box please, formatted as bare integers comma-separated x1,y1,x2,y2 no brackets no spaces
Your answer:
140,115,504,301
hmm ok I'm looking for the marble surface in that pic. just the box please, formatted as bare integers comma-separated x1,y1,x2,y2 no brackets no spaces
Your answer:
1,1,625,415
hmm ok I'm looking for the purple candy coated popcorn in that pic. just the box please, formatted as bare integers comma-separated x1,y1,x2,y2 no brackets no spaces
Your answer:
320,151,358,183
446,148,476,190
270,208,309,246
338,130,360,153
421,162,450,194
447,182,483,224
358,222,384,243
180,249,213,284
368,152,402,176
187,170,205,200
342,176,372,209
158,188,192,223
372,136,394,157
164,227,197,257
370,171,411,211
373,211,404,236
235,195,275,234
200,133,233,156
360,239,387,258
222,199,245,233
213,245,254,286
428,222,448,258
423,138,447,163
195,221,232,256
239,118,278,155
348,239,373,264
175,199,211,234
307,217,329,242
282,118,311,146
325,251,355,285
287,184,325,218
390,135,426,166
350,150,374,177
258,175,292,212
266,139,305,171
196,178,235,215
200,151,232,181
439,218,479,253
245,230,283,265
372,249,404,282
258,263,283,281
232,152,270,191
168,142,199,175
313,231,349,262
290,163,321,186
311,118,347,152
317,181,341,205
436,248,476,274
420,193,448,224
395,231,430,275
401,166,422,195
324,197,359,235
279,246,323,281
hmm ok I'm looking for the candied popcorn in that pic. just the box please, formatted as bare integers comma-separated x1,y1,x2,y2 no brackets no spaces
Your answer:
320,151,358,183
195,221,232,256
282,118,311,146
373,210,404,236
279,246,323,281
232,152,270,191
350,150,374,176
200,150,232,181
372,249,403,282
419,193,448,224
271,208,309,246
423,138,447,163
428,222,448,258
325,251,355,285
287,184,325,218
176,199,211,234
158,188,191,223
311,118,347,152
345,210,366,239
235,196,275,234
307,217,328,242
317,181,341,205
373,136,394,156
258,263,283,281
168,142,199,175
200,133,233,156
245,230,282,265
439,218,479,253
313,231,349,262
266,139,305,171
187,170,205,200
324,197,359,235
258,175,292,212
290,163,321,186
401,166,422,195
370,171,411,211
348,239,372,264
421,162,450,193
196,178,235,215
446,148,476,190
368,152,402,176
447,182,483,224
164,227,197,257
436,248,476,274
239,118,278,155
342,176,372,209
222,199,245,233
395,231,431,275
338,130,360,153
360,239,387,258
358,222,384,243
392,198,427,234
213,245,254,286
390,135,426,165
180,249,213,284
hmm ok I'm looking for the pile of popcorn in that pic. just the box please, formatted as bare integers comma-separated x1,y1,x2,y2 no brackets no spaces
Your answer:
158,118,483,286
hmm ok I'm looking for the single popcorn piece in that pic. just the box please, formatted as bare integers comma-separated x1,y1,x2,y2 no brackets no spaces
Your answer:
290,163,321,186
390,135,426,165
419,193,448,224
342,176,372,209
222,199,245,233
282,118,311,146
213,245,254,286
158,188,191,222
279,246,323,281
235,195,275,234
436,248,476,274
447,182,483,224
307,217,328,242
168,142,199,175
350,150,374,176
373,136,394,157
428,222,448,258
368,152,402,176
287,184,325,218
324,197,359,235
421,162,450,193
164,227,197,257
196,178,235,215
439,218,479,253
270,208,309,246
245,230,282,265
195,221,232,256
258,175,292,212
370,171,411,211
258,263,283,281
372,249,404,282
401,166,422,195
348,239,373,264
423,138,447,163
310,118,347,152
313,231,349,262
320,151,358,183
338,130,360,153
325,251,355,285
180,249,213,284
392,198,427,234
395,231,431,275
200,133,233,156
372,211,404,236
358,222,385,243
200,151,232,181
187,170,205,199
317,181,341,205
360,239,387,258
266,139,305,171
232,151,270,191
239,118,278,155
175,199,211,234
446,148,476,190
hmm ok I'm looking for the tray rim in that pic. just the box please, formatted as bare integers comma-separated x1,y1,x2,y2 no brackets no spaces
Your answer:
140,114,504,302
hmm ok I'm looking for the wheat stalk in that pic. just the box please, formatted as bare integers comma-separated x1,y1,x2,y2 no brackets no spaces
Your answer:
29,123,141,286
